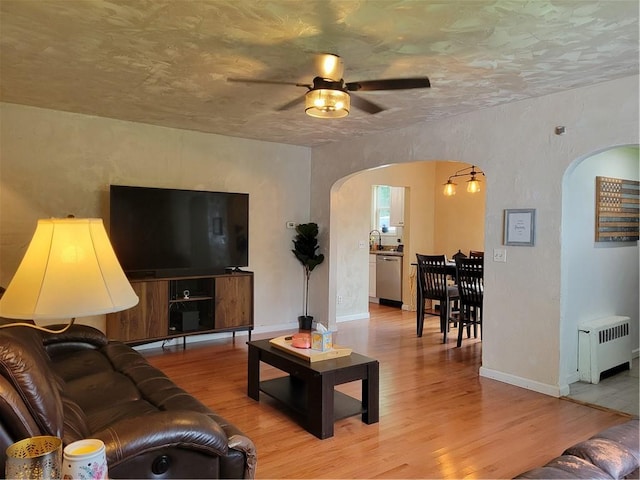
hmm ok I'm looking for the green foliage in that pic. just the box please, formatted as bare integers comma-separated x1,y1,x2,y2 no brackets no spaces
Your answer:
292,223,325,273
291,222,325,317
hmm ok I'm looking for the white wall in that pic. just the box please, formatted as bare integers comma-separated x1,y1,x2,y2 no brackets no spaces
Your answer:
561,146,640,387
310,75,639,397
0,103,311,334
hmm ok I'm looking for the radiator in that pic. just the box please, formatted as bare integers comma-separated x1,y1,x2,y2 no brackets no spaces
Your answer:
578,316,632,384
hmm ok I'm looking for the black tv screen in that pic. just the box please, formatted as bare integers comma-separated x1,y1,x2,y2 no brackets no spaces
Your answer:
109,185,249,278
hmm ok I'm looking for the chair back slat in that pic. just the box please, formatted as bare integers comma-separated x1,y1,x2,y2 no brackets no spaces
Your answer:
416,254,451,299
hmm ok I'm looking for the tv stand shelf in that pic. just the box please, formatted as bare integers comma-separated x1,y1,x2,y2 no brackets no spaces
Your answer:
169,296,214,303
107,272,253,346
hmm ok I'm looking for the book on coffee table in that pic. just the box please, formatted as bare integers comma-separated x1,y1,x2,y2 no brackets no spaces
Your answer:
269,335,352,362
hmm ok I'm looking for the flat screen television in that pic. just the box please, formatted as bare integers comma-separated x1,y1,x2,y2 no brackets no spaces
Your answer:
109,185,249,278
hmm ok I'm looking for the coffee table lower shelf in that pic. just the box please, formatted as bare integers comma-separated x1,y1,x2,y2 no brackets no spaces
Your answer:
260,377,363,421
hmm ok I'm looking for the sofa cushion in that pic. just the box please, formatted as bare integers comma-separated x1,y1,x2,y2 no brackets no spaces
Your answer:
592,419,640,460
61,394,91,443
564,437,638,479
0,326,65,436
515,455,614,479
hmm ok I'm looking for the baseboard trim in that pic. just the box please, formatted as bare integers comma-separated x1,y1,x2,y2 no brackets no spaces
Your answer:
479,366,568,398
565,371,580,385
337,312,370,323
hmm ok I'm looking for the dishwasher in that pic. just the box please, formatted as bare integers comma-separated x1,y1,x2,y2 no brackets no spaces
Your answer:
376,254,402,303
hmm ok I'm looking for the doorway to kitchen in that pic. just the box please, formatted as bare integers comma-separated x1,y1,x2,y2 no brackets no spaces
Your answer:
331,160,486,324
370,184,406,308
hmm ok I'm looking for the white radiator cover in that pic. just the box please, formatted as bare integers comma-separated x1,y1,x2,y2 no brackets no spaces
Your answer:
578,316,632,384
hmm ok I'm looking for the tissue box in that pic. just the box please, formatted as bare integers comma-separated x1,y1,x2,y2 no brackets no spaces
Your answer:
311,330,333,351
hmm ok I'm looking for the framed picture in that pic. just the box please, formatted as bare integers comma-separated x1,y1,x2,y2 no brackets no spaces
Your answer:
504,209,536,246
595,176,639,242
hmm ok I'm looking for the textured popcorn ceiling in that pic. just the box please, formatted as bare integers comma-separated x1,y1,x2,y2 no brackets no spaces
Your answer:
0,0,637,147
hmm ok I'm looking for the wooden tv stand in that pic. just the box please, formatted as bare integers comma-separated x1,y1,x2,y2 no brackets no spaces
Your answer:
106,271,253,347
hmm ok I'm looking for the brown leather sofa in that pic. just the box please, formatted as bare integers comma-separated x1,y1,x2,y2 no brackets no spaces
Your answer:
0,323,256,478
515,418,639,479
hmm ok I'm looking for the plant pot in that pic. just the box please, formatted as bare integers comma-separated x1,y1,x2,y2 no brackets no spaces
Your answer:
298,315,313,331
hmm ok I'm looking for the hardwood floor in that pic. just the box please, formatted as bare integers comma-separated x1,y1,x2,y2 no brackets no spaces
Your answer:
143,303,630,479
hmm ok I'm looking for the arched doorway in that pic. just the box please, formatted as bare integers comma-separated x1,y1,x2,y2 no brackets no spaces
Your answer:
330,160,486,329
560,145,639,414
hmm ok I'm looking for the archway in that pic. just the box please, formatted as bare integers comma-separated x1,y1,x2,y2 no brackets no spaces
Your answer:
329,160,486,328
560,145,639,411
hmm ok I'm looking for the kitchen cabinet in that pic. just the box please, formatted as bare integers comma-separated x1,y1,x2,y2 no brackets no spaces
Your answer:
390,187,405,227
369,254,377,297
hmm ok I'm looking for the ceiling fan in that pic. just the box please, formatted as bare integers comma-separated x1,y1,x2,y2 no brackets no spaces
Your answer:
228,53,430,118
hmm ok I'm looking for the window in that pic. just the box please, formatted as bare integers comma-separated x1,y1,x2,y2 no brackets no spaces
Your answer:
372,185,397,234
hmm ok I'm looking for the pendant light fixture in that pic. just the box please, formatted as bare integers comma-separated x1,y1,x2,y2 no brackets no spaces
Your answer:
443,165,485,196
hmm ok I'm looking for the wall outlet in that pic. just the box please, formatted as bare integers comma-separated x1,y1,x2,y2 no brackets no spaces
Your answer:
286,221,296,229
337,295,343,304
359,240,367,249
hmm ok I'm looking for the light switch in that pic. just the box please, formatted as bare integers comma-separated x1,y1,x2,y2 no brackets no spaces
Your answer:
493,248,507,262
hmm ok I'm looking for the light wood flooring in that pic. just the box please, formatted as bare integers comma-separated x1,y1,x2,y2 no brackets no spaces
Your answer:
143,303,631,479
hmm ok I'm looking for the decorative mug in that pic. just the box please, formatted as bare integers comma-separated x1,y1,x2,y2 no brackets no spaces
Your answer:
62,439,108,480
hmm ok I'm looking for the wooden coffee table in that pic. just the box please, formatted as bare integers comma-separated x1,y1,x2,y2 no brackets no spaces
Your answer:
247,338,379,439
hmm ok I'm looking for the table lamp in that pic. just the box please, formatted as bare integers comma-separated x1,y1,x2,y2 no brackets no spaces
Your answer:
0,217,138,332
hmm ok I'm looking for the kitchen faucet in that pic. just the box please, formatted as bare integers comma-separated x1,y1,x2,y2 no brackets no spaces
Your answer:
369,230,382,250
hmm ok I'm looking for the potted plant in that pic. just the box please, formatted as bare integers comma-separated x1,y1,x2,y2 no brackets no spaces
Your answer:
292,222,325,330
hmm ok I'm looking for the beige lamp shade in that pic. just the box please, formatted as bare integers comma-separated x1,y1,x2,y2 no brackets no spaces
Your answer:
0,218,138,320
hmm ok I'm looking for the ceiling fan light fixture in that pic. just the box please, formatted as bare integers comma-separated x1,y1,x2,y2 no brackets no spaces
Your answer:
315,53,344,81
305,89,350,118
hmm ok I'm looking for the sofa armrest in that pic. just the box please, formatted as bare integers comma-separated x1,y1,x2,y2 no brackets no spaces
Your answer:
228,432,257,479
96,410,230,466
97,410,228,464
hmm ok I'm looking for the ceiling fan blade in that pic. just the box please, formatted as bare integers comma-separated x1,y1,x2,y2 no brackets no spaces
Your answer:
346,77,431,92
276,95,306,111
350,93,385,114
227,78,312,88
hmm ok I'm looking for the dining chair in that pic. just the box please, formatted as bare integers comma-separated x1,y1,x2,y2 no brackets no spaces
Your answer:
451,249,467,260
469,250,484,258
450,250,466,283
415,254,459,342
454,257,484,347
